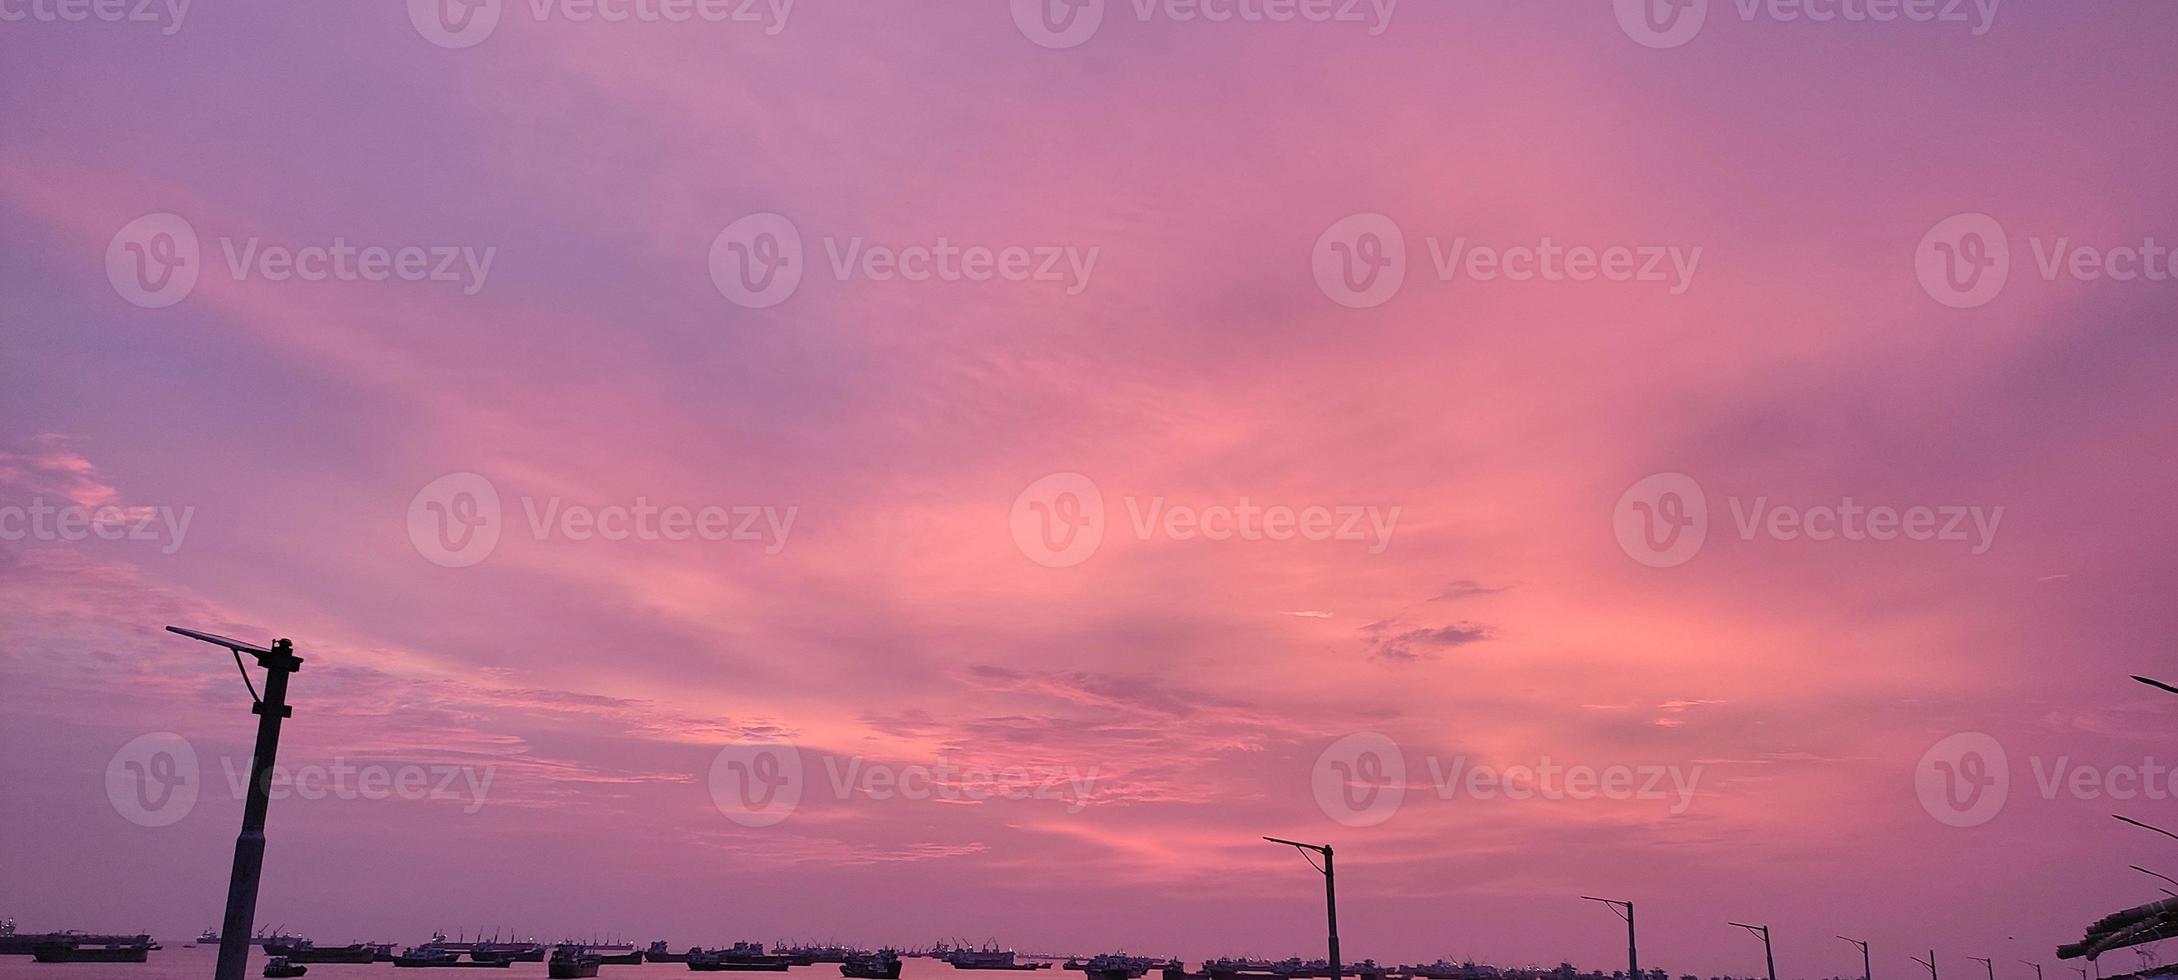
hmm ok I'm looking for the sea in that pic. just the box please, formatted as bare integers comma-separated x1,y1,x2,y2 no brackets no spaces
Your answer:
0,947,997,980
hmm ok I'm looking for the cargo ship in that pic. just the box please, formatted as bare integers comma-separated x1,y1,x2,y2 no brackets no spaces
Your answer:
550,944,603,979
843,950,905,980
31,939,153,963
650,941,696,963
690,942,796,972
1,920,156,958
944,944,1053,971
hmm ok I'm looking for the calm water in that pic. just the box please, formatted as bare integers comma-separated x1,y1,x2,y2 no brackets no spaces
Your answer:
0,948,1007,980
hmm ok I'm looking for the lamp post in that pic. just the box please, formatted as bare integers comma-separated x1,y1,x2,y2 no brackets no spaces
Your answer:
1584,898,1637,980
1911,951,1938,980
1969,957,1995,980
167,626,304,980
1730,923,1775,980
2115,815,2178,841
1265,838,1339,980
2020,961,2043,980
1840,937,1871,980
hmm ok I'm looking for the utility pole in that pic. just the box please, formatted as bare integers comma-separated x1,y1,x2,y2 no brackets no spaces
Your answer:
2020,960,2043,980
1912,951,1938,980
1970,957,1995,980
1730,923,1775,980
1584,898,1637,980
1841,937,1871,980
168,627,304,980
1265,838,1339,980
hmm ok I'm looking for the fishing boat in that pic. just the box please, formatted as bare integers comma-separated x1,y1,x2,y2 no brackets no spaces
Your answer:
690,942,795,972
199,928,221,945
31,940,152,963
843,950,904,980
550,944,603,979
649,941,695,963
1067,954,1173,979
265,956,310,978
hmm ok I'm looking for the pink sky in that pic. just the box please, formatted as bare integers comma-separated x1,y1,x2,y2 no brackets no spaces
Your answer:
5,1,2178,975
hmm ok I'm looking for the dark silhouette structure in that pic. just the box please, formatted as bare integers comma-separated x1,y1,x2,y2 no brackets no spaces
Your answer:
168,627,303,980
1585,897,1637,980
1264,838,1338,980
1840,937,1871,980
1730,923,1775,980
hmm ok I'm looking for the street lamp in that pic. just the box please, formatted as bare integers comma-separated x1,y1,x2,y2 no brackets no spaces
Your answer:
1584,898,1637,980
167,626,304,980
1840,937,1871,980
2132,676,2178,696
2116,815,2178,841
1730,923,1776,980
1969,957,1995,980
2020,960,2043,980
1265,837,1340,980
1911,951,1937,980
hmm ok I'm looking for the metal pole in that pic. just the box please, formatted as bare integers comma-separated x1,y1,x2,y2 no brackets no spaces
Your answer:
1627,902,1638,980
1841,938,1870,980
185,634,301,980
1323,845,1340,980
1731,924,1774,980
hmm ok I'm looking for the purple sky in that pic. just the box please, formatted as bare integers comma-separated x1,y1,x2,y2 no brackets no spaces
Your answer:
5,1,2178,975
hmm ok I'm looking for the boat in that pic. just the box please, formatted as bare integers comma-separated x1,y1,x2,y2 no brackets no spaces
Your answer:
265,940,378,964
650,942,695,964
844,950,905,980
1398,963,1500,980
265,956,310,978
394,945,514,968
946,944,1052,971
31,940,152,963
1068,955,1173,979
690,942,796,972
199,929,221,945
550,944,603,979
0,920,156,957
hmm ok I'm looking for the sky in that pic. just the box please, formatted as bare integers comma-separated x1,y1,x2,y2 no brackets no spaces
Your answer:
4,0,2178,975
